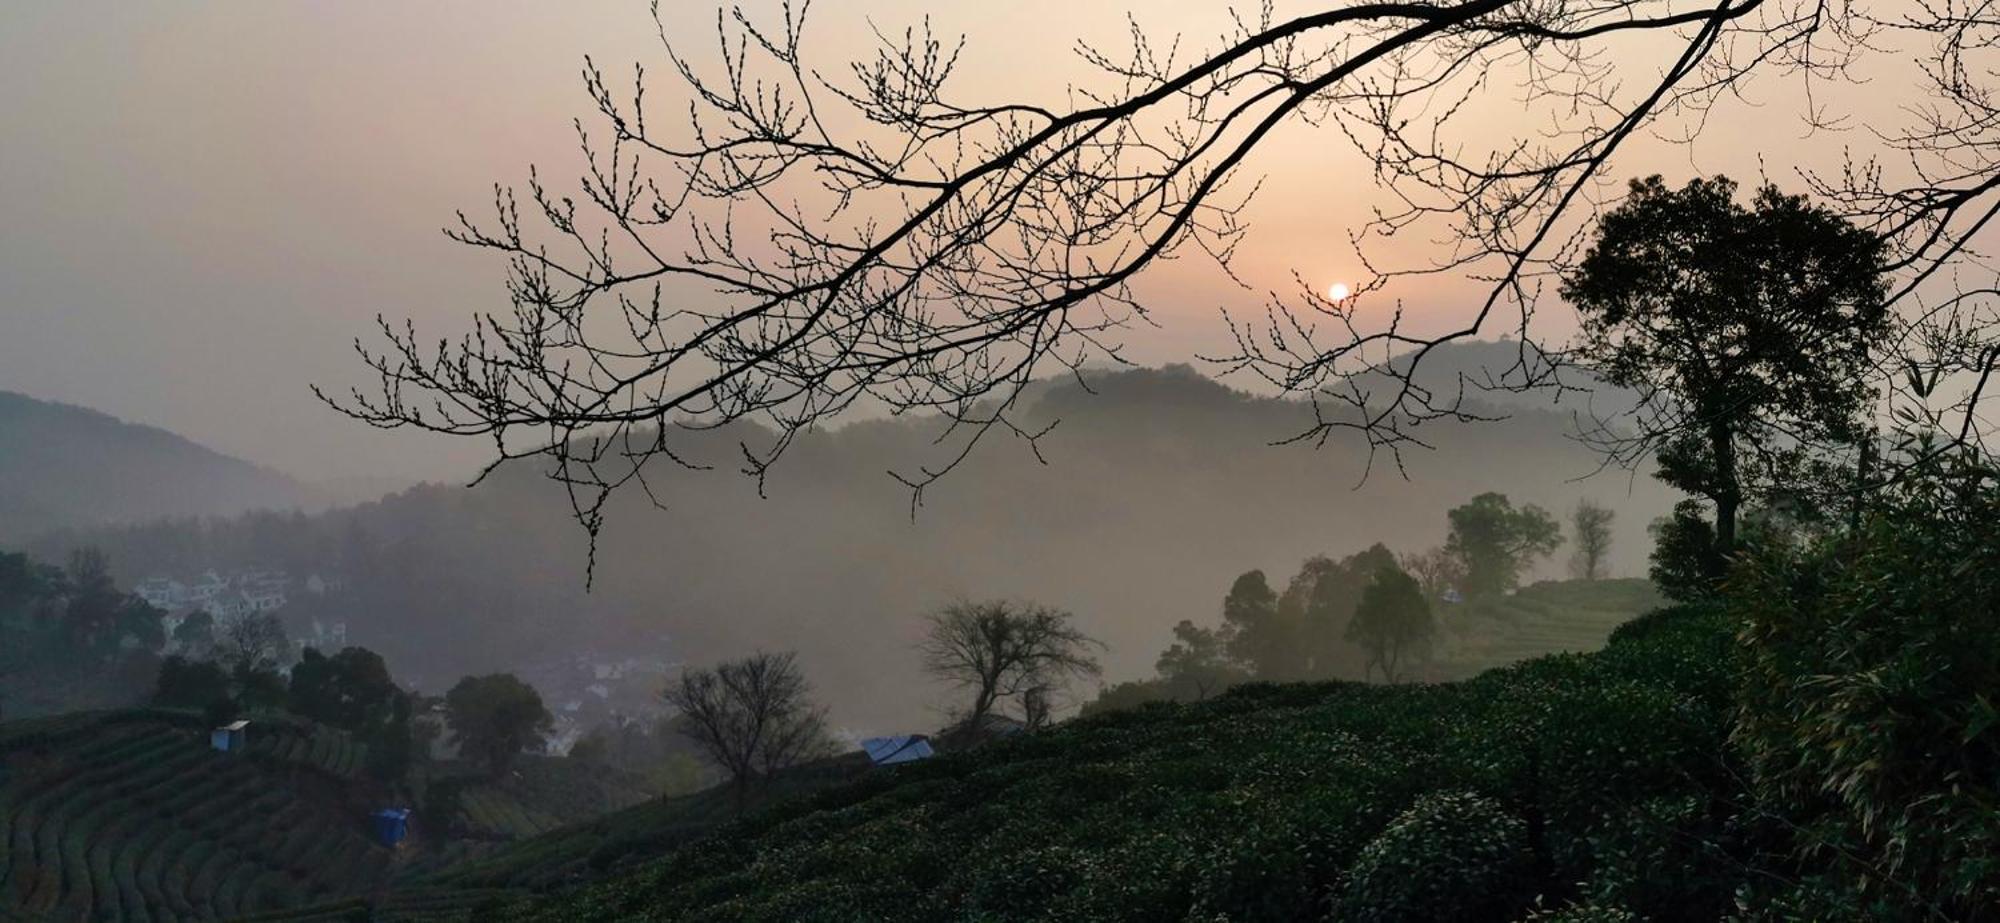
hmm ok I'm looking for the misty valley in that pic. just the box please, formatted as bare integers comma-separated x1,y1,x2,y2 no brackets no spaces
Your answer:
8,1,2000,921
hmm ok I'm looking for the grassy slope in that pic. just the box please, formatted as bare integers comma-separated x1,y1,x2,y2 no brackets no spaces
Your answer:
450,604,1739,922
1432,578,1669,678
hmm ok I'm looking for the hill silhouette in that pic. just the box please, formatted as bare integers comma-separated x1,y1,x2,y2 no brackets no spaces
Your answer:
38,349,1680,732
0,391,314,544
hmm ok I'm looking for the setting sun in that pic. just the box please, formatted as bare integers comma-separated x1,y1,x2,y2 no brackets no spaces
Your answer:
1328,282,1352,302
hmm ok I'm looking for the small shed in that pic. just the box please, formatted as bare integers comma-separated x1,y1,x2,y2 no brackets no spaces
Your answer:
371,808,411,847
861,735,935,767
210,720,249,753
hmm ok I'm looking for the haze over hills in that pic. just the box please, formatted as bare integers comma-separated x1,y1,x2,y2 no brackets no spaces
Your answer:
0,390,316,543
34,347,1681,733
0,390,424,545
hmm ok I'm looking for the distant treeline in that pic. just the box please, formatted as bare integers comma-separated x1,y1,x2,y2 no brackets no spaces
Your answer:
28,362,1680,729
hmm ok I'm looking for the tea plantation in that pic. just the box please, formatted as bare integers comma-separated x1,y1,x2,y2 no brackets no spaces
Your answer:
0,711,650,922
457,604,1742,922
0,710,395,921
2,604,1754,921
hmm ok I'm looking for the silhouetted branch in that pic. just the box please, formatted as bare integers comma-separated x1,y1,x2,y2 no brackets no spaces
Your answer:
323,0,1868,566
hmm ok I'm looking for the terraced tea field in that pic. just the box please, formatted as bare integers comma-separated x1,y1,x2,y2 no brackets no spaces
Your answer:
0,709,669,922
0,709,395,922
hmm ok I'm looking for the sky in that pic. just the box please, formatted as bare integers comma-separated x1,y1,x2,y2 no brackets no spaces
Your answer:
0,2,1918,483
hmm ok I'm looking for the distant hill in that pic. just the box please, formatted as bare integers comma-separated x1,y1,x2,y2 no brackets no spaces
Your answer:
0,391,313,543
40,345,1684,732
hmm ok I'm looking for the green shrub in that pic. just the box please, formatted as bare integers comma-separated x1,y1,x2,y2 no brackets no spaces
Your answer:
1516,899,1638,922
1335,790,1532,922
1648,501,1725,601
1731,450,2000,916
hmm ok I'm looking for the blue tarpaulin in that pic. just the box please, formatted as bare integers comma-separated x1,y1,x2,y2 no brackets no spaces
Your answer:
861,735,935,766
371,808,411,846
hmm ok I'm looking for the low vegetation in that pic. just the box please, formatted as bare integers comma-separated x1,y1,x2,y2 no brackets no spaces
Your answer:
0,707,655,922
0,710,396,920
463,605,1738,921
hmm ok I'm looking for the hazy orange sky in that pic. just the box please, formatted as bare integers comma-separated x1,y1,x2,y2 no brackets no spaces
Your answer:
0,2,1920,482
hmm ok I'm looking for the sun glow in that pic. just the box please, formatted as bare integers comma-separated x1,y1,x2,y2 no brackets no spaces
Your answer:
1328,282,1351,302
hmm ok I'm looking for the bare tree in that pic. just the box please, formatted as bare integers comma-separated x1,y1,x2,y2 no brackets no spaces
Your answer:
920,600,1102,732
1805,4,2000,468
1569,499,1615,579
1399,546,1465,603
662,651,831,801
218,613,289,675
325,1,1861,567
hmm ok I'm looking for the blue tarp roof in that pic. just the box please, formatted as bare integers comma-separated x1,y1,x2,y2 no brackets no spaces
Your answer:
861,735,935,766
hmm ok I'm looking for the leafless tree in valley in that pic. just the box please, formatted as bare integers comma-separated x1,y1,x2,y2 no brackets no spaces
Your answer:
1569,498,1614,579
1399,546,1465,601
662,651,831,801
920,599,1101,732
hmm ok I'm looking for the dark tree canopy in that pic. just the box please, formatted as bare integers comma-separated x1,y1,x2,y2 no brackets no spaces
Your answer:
288,646,401,733
1445,493,1562,597
444,673,554,776
1289,544,1400,679
1219,570,1283,679
1154,620,1248,702
1345,563,1435,683
1565,176,1891,556
59,547,163,665
153,655,233,712
172,609,215,657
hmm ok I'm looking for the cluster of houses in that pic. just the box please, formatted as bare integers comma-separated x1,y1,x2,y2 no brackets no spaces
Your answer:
523,649,676,754
132,569,354,655
133,569,325,619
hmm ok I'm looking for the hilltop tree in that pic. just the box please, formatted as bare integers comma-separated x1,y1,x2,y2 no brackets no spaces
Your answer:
920,600,1102,731
1569,500,1616,580
218,612,289,675
172,609,216,656
1219,571,1283,680
1445,494,1562,597
662,652,830,798
59,547,163,665
288,646,401,733
1287,545,1399,680
1399,547,1466,604
1154,620,1247,702
444,673,553,776
153,655,233,712
1564,176,1890,560
1345,564,1435,684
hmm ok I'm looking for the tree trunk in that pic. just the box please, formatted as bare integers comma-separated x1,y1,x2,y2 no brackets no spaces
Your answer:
1709,422,1740,558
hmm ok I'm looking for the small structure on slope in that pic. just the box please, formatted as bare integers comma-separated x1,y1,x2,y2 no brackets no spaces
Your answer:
210,719,249,753
371,808,412,847
861,735,936,767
